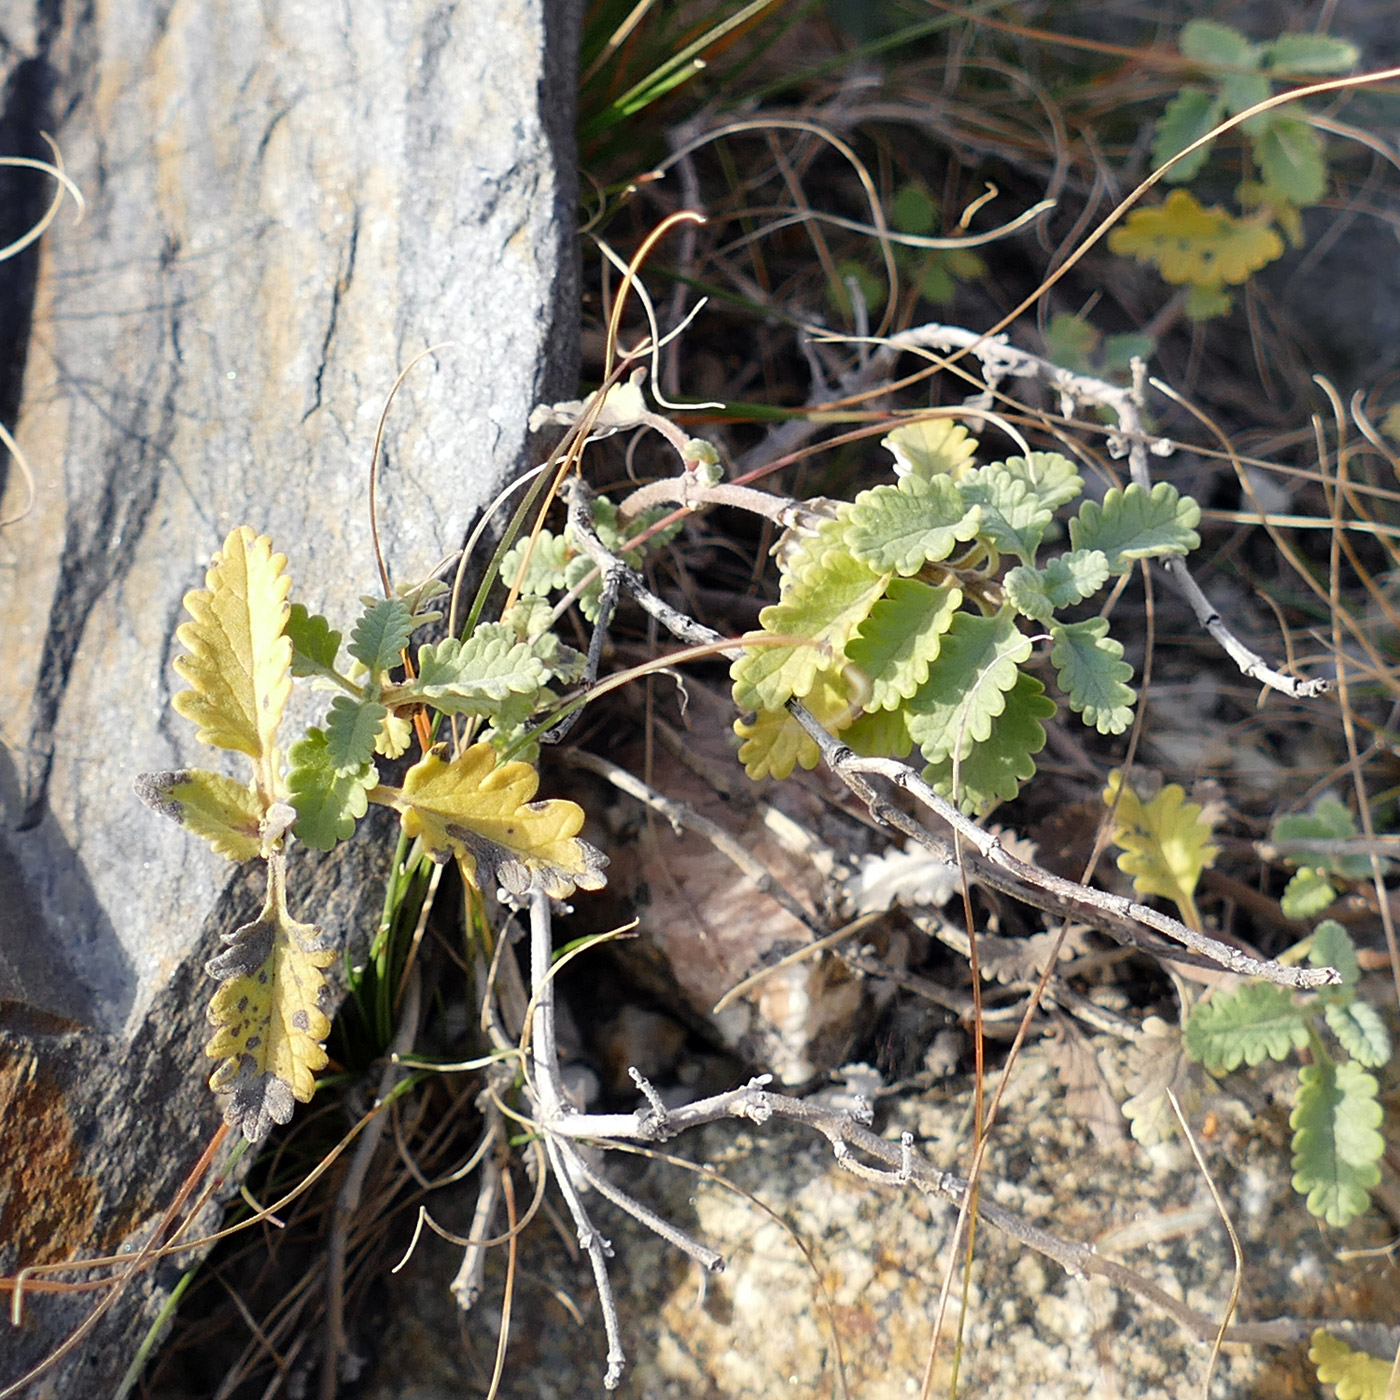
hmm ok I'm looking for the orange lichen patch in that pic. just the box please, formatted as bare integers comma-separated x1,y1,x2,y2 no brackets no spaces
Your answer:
0,1051,101,1269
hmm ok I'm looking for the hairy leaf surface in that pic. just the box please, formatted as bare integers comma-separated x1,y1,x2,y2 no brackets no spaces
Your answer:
958,464,1051,564
922,671,1055,813
1070,481,1201,573
731,551,891,712
841,705,914,761
733,669,854,780
407,626,549,716
1005,550,1110,622
286,604,343,679
1184,982,1310,1070
843,473,981,575
1104,770,1218,915
1324,1000,1390,1069
501,529,572,597
287,729,377,851
881,418,979,479
134,769,266,862
349,596,417,677
997,453,1084,513
325,695,388,772
205,853,334,1142
848,579,962,709
904,608,1031,763
1051,617,1136,733
172,526,293,764
393,743,608,899
1291,1056,1384,1227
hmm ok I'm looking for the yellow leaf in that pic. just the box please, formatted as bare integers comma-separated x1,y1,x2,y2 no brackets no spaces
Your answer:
392,743,608,899
205,849,334,1142
735,667,857,780
172,526,293,774
1103,769,1219,924
374,710,415,759
882,418,979,480
134,768,267,861
1108,189,1282,288
1310,1329,1395,1400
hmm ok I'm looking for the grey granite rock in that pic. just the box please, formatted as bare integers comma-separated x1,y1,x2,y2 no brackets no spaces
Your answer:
0,0,580,1390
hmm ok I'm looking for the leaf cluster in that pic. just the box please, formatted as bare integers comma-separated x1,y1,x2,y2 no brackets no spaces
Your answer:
731,422,1200,813
1109,19,1358,317
1183,919,1389,1227
137,525,611,1139
1271,796,1389,921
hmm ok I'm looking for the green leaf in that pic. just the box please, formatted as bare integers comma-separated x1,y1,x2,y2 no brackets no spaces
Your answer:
844,473,982,575
348,597,417,677
205,850,334,1142
881,418,980,480
1183,982,1310,1071
1005,550,1111,623
500,529,571,597
1262,34,1359,75
732,551,891,712
1050,617,1136,734
1255,114,1327,205
959,463,1052,564
847,579,962,710
1282,867,1337,920
1274,798,1381,878
891,184,935,234
904,608,1031,763
921,671,1055,813
1153,88,1224,182
1042,314,1100,374
842,705,914,760
286,603,343,678
407,625,549,717
1219,69,1272,125
1069,482,1201,573
996,453,1084,513
1325,1001,1391,1069
1185,284,1235,319
134,769,267,862
1180,20,1257,68
1291,1056,1384,1227
1310,1330,1393,1400
1310,919,1360,994
287,728,377,851
1103,770,1219,914
325,696,388,772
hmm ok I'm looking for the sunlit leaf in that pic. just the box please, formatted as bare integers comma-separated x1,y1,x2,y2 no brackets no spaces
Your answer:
1281,867,1337,920
205,851,335,1142
734,668,855,780
904,608,1031,763
1325,1001,1391,1069
500,529,572,597
731,550,891,712
1103,769,1218,915
172,526,293,766
325,695,388,772
1050,617,1136,734
996,453,1084,513
391,743,609,899
348,596,417,677
1070,481,1200,573
404,625,549,717
881,418,979,479
1310,919,1360,993
847,579,962,709
921,671,1055,814
1183,982,1310,1071
844,473,982,575
958,463,1052,564
1004,550,1110,622
1291,1055,1384,1227
134,769,267,862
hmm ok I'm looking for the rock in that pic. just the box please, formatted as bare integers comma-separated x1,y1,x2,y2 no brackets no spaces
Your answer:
0,0,581,1391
